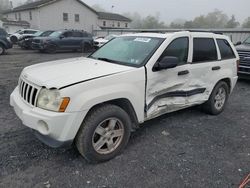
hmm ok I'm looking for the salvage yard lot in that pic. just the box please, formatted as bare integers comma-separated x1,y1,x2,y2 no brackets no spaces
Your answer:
0,48,249,188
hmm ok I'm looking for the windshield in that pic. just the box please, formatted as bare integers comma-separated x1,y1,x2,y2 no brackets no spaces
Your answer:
243,37,250,44
34,31,43,36
89,36,164,67
49,31,63,37
40,31,54,37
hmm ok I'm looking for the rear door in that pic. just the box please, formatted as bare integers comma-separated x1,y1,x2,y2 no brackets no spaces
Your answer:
72,31,84,49
59,31,74,49
145,34,192,120
186,35,219,104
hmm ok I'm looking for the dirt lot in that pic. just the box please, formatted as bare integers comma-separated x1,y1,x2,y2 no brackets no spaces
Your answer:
0,48,249,188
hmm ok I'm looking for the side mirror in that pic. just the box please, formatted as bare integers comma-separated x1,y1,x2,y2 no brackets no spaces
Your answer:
153,56,179,71
59,35,65,39
235,41,242,46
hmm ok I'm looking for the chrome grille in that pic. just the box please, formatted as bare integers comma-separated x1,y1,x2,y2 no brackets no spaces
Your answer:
19,79,39,106
238,51,250,67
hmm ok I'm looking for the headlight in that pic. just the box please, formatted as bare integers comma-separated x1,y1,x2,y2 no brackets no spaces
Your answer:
37,88,70,112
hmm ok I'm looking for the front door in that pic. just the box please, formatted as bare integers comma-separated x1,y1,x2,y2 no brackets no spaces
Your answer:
145,35,192,120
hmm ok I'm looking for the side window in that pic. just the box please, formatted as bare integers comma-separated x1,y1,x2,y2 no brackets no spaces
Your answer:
63,32,73,38
193,38,217,63
216,39,236,59
158,37,189,65
73,32,83,37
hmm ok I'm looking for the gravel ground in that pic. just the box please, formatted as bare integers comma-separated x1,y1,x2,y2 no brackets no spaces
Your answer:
0,48,249,188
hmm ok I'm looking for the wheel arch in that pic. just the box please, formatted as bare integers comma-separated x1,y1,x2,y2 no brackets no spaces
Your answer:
216,77,232,93
81,98,140,131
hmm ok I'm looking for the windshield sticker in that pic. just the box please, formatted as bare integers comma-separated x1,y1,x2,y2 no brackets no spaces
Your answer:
134,38,151,43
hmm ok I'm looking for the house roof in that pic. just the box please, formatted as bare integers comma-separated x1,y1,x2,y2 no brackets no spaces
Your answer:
3,0,97,14
0,18,30,27
98,12,132,22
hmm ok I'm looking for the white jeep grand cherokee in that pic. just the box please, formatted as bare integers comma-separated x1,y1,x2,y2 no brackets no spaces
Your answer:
10,31,239,163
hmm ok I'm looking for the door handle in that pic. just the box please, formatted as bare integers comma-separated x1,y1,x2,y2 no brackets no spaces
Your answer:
212,66,221,71
178,70,189,76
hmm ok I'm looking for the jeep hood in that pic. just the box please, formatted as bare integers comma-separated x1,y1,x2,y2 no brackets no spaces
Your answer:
22,57,135,89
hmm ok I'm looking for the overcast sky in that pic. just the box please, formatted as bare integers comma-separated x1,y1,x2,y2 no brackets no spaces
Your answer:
14,0,250,23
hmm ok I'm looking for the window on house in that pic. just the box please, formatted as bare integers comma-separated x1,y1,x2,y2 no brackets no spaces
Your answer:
193,38,218,63
18,12,21,21
75,14,79,22
103,21,106,27
63,13,68,22
29,11,32,20
118,22,120,27
15,13,17,20
125,23,128,28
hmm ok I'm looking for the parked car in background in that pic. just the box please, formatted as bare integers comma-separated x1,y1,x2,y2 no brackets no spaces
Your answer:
94,34,118,48
31,30,93,53
18,30,54,49
0,27,13,55
10,31,238,163
236,36,250,78
10,29,39,43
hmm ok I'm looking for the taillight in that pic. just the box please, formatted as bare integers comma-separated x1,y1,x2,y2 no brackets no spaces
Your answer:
236,59,240,72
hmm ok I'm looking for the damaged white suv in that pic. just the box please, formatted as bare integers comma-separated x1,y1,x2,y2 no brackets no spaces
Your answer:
10,31,239,162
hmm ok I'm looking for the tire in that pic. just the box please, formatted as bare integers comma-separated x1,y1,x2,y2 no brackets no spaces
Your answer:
46,44,57,54
0,44,5,55
76,104,131,163
81,43,91,53
10,36,18,43
202,81,229,115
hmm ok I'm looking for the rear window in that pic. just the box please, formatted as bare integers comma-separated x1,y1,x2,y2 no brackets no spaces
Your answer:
193,38,217,63
216,39,236,59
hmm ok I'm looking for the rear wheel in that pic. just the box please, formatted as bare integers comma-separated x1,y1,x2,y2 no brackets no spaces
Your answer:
81,43,91,53
0,44,5,55
202,81,229,115
76,104,131,163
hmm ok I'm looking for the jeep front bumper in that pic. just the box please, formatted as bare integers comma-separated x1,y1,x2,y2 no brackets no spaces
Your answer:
10,87,87,148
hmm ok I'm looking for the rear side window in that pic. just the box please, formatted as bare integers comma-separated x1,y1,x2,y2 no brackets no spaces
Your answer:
216,39,236,59
159,37,189,65
73,32,83,37
193,38,217,63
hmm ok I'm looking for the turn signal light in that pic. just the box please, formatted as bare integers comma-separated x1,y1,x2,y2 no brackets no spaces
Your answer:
59,97,70,112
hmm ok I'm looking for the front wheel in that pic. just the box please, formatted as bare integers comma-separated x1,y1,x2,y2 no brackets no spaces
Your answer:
76,104,131,163
202,81,229,115
0,44,5,55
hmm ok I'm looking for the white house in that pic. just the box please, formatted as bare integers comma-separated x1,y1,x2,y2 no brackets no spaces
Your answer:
0,18,30,33
3,0,99,33
3,0,132,34
97,12,131,29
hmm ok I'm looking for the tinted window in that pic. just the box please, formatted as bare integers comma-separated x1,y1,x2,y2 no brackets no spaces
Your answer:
73,32,83,37
193,38,217,63
159,37,189,64
63,31,73,37
216,39,235,59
